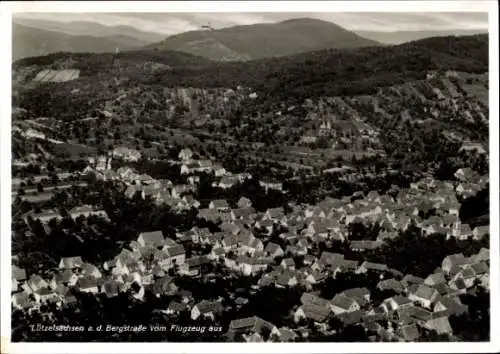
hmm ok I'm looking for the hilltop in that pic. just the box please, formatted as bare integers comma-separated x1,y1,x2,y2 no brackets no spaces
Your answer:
145,17,380,61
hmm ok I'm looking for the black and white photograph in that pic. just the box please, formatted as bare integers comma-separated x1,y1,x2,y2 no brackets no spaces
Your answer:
1,1,498,353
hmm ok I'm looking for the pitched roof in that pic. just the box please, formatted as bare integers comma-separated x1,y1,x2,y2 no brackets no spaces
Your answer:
59,256,83,269
337,310,364,325
350,240,383,250
210,199,229,209
343,287,370,299
331,294,357,310
387,295,412,307
470,261,489,275
267,207,285,219
78,277,99,289
361,261,389,271
12,265,27,281
102,280,123,296
300,303,331,322
319,251,344,266
168,301,187,312
229,316,275,333
265,242,283,254
138,231,164,246
378,278,404,293
425,272,446,285
402,274,425,284
399,323,420,341
414,284,437,301
301,293,330,307
195,300,224,314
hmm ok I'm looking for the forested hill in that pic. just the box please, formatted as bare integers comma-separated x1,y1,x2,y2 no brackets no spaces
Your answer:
13,34,488,106
12,33,489,181
144,17,380,61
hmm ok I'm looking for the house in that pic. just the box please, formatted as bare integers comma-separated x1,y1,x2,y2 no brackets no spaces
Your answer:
409,284,439,309
441,253,468,274
180,161,200,175
101,280,124,298
159,245,186,268
402,274,425,286
68,205,108,220
113,147,141,162
27,210,62,224
237,197,253,209
81,263,102,278
165,301,188,315
259,180,283,192
213,164,227,177
231,207,256,221
178,148,193,161
451,268,477,288
281,258,295,270
12,265,27,283
315,251,345,271
452,223,473,240
59,256,83,269
137,231,164,248
454,167,479,182
275,271,298,288
472,225,489,240
471,247,489,264
149,276,178,297
330,294,360,315
294,293,332,323
336,310,365,327
218,176,239,189
255,218,274,235
264,242,284,258
222,235,239,251
32,287,58,304
228,316,279,340
77,277,100,293
377,279,404,293
342,287,371,302
233,256,273,276
433,296,468,316
397,323,420,342
208,247,225,261
12,291,33,310
171,184,194,199
209,199,230,211
180,256,212,276
424,272,447,286
381,295,413,313
265,207,285,221
294,303,331,324
239,237,264,256
182,194,200,208
220,222,241,236
357,261,389,274
197,208,220,223
191,300,224,320
420,311,453,335
25,275,49,294
349,240,383,252
277,327,298,342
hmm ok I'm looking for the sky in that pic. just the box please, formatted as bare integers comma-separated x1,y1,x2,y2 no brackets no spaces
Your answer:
13,12,489,36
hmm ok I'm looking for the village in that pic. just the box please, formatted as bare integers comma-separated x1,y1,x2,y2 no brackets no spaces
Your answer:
11,141,490,342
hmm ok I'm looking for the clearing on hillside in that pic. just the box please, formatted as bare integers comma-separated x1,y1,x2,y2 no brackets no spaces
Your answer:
33,69,80,83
